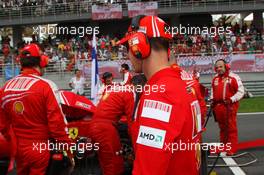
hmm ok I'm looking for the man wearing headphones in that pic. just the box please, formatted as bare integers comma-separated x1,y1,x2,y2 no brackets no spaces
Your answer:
117,15,201,175
119,63,132,85
0,44,74,175
211,59,244,155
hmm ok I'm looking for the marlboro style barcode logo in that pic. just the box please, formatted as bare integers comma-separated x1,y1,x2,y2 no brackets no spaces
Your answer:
141,99,172,123
5,77,39,91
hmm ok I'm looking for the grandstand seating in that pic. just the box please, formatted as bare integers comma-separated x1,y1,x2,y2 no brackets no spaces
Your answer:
0,0,263,26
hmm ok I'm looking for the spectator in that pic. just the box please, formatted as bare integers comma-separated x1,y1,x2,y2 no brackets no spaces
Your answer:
69,69,88,95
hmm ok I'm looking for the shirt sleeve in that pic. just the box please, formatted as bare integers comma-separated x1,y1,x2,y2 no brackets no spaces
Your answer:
210,77,215,100
230,74,245,103
123,91,135,121
69,77,74,84
44,81,70,143
0,90,11,140
120,72,129,86
96,84,106,102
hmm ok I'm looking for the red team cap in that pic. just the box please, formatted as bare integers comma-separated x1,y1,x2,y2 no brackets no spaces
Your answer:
117,16,172,45
20,43,49,68
20,44,41,57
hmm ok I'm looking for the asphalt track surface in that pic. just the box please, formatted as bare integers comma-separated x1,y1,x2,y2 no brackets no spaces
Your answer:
6,113,264,175
203,113,264,175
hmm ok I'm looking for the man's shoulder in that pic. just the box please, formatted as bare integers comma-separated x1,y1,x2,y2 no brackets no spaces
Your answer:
156,74,186,90
30,75,59,91
2,74,40,92
212,74,219,79
147,78,188,104
229,72,241,79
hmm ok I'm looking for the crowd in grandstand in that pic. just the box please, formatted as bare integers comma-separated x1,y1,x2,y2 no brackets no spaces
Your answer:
0,0,252,9
0,21,263,72
0,0,148,8
172,29,263,56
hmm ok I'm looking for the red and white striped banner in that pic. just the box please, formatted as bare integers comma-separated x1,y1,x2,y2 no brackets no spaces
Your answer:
92,4,122,20
128,1,158,18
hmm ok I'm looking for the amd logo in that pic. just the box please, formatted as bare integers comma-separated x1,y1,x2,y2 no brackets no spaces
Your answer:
136,126,166,149
139,132,155,140
139,132,162,142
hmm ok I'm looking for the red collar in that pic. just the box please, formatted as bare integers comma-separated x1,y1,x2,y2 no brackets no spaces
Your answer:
170,64,182,71
147,66,181,85
21,68,41,76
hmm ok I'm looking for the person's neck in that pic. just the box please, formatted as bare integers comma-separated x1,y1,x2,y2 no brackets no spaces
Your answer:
22,67,41,76
142,50,170,80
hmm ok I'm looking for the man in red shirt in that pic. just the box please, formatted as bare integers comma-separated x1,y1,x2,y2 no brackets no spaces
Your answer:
211,59,244,155
88,89,134,175
86,75,147,175
119,63,132,85
0,44,74,175
117,15,201,175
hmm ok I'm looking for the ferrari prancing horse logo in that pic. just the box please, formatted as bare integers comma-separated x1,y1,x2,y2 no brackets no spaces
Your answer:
69,128,79,140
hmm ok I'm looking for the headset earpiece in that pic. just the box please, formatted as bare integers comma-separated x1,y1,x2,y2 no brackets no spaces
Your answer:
129,15,151,59
225,63,230,71
40,55,49,68
128,32,150,59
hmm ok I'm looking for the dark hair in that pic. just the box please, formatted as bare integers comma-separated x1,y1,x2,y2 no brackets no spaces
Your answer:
20,57,41,68
121,63,130,71
102,72,113,80
131,74,147,87
149,37,169,52
215,59,227,66
74,69,81,74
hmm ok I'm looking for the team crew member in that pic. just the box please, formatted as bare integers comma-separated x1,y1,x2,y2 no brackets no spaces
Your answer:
117,15,201,175
211,59,244,155
119,63,132,85
87,75,146,175
97,72,115,102
0,44,74,175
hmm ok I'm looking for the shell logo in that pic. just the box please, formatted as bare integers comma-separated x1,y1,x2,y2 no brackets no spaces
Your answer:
13,101,24,114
